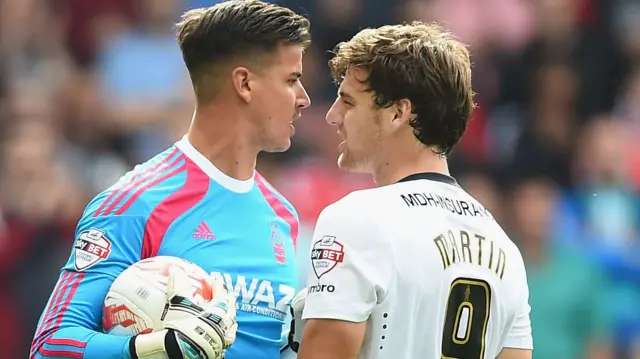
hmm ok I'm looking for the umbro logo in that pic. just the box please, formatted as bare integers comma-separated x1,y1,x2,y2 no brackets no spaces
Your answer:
193,221,215,240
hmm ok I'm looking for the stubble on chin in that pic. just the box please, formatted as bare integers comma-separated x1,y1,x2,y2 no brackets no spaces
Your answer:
337,148,369,173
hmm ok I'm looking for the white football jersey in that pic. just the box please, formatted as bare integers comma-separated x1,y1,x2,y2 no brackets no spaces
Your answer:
302,172,533,359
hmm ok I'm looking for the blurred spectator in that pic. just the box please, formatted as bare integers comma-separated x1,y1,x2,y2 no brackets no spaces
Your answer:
566,117,638,248
457,167,504,223
96,0,192,147
507,62,577,187
508,176,615,359
59,0,138,66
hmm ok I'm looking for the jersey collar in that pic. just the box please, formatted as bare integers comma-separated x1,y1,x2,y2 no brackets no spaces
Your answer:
396,172,459,187
176,136,255,193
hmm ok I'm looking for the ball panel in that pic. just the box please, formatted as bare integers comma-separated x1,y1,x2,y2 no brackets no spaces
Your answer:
103,256,213,336
103,291,155,335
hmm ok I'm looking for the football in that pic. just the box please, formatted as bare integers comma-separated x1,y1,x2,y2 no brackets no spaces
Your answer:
102,256,214,336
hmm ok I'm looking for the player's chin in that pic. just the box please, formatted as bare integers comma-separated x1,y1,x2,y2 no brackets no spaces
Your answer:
264,137,292,153
337,152,364,173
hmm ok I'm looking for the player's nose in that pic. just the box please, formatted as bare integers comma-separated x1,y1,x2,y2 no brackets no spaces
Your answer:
296,84,311,109
325,101,341,126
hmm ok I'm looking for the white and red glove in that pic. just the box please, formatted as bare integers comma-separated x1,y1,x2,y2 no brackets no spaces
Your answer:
132,266,238,359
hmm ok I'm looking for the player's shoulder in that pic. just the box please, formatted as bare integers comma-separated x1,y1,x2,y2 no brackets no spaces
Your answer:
317,187,387,228
254,171,298,219
314,191,388,254
320,182,411,217
320,189,368,217
83,143,195,220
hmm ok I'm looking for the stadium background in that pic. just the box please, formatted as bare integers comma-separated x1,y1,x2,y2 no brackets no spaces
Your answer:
1,0,639,358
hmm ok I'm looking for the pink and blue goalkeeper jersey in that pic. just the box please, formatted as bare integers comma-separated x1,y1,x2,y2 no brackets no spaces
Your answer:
30,137,299,359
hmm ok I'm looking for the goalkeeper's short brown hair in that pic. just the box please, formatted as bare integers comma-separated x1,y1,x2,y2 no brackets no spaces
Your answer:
176,0,311,101
329,21,475,156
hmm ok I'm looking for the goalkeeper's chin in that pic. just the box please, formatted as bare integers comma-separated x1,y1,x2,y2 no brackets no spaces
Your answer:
263,139,292,154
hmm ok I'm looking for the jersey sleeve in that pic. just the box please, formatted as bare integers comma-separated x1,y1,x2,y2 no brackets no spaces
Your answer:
301,199,393,323
503,259,533,350
30,213,146,359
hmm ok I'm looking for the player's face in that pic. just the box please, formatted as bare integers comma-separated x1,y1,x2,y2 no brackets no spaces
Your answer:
325,68,388,172
250,44,311,152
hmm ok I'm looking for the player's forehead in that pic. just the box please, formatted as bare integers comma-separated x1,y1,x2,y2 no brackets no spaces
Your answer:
338,67,371,100
269,43,304,74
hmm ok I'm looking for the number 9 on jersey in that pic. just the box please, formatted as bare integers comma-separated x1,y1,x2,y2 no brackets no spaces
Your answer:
441,278,492,359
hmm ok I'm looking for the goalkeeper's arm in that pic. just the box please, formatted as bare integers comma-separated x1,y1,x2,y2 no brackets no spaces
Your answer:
31,267,236,359
30,213,236,359
30,267,142,359
30,213,144,359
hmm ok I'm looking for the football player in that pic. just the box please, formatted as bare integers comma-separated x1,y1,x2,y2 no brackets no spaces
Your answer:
290,22,533,359
30,1,311,358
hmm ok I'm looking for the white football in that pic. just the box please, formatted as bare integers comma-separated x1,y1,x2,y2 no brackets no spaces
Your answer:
102,255,213,336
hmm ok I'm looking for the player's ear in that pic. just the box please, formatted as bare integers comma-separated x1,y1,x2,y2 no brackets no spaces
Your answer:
231,67,252,103
389,99,412,131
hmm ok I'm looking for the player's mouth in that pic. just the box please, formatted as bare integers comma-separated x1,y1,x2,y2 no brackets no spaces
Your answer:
290,112,302,135
290,111,303,134
337,129,346,146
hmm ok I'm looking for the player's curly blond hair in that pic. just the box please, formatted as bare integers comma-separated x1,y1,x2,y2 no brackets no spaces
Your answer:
329,22,476,156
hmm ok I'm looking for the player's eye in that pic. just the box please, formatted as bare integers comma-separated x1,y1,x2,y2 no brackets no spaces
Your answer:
341,98,353,107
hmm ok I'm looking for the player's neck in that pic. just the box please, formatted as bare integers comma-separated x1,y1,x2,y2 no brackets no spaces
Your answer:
186,106,258,181
371,147,450,187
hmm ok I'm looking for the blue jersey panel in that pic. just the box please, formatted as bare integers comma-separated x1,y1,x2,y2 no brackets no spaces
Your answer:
256,174,299,222
157,171,299,359
94,146,187,217
31,146,188,359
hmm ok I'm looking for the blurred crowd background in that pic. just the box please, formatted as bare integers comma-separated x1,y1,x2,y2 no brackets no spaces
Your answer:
2,0,640,358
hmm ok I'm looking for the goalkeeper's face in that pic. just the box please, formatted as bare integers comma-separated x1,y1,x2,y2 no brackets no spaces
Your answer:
248,44,311,153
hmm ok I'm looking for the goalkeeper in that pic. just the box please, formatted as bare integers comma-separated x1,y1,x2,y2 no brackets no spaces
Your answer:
30,1,311,358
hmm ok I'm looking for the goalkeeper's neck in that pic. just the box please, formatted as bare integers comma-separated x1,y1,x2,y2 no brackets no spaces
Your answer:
185,104,259,182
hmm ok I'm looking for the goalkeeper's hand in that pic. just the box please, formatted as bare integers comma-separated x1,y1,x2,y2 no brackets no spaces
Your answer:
131,266,238,359
282,288,307,353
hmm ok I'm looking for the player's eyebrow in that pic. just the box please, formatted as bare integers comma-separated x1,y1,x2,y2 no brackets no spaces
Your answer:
338,90,355,101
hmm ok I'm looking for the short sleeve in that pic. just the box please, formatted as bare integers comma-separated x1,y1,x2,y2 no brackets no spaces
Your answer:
301,200,393,323
503,264,533,350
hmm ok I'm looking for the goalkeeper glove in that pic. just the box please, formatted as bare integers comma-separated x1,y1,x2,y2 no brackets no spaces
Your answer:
130,266,238,359
283,288,307,353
